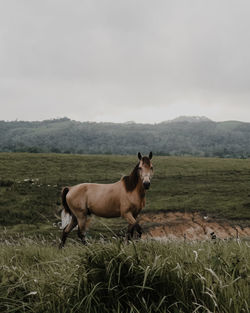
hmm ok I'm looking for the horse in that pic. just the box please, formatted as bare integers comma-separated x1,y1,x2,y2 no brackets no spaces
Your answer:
59,152,154,248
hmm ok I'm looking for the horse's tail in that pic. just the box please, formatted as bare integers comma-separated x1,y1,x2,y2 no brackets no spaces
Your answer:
61,187,72,228
62,187,71,215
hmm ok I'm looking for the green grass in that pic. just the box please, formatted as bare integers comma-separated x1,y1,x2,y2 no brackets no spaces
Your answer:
0,153,250,226
0,236,249,313
1,153,250,312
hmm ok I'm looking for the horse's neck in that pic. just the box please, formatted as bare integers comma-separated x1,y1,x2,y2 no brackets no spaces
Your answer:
135,178,145,199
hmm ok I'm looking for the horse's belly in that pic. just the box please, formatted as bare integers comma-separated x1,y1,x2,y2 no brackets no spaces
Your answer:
87,191,121,218
93,207,121,218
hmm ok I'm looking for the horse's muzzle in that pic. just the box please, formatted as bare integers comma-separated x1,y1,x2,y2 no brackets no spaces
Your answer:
143,182,150,189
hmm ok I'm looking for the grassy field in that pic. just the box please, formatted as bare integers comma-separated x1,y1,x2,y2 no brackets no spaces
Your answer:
0,152,250,227
0,153,250,312
0,236,249,313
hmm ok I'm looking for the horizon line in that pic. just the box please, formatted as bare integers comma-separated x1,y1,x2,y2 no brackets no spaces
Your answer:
1,115,249,124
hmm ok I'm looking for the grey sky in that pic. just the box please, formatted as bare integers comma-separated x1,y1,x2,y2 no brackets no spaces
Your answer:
1,0,250,123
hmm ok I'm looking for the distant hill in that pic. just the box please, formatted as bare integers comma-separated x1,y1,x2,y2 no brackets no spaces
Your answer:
1,117,250,157
163,116,213,123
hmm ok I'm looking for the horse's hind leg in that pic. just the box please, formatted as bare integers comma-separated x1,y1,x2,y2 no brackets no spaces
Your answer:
77,214,88,245
59,215,77,249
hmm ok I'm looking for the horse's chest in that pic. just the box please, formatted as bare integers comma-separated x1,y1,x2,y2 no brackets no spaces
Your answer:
129,194,145,212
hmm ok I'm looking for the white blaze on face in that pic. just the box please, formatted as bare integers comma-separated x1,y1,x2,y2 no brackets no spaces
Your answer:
138,160,153,188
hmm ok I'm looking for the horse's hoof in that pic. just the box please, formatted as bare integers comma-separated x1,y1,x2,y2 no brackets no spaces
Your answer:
59,243,64,249
81,239,87,245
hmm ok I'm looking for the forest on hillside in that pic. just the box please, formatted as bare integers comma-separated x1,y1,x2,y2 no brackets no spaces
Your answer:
1,117,250,157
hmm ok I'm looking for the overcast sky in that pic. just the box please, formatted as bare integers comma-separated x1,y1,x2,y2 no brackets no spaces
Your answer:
1,0,250,123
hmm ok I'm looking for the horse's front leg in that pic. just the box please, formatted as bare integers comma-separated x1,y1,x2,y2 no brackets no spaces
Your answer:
123,211,142,240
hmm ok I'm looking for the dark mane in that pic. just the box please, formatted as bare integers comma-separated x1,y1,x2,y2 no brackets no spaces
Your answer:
122,163,139,192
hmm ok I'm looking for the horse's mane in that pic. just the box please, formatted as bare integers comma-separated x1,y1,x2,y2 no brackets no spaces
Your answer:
122,163,139,192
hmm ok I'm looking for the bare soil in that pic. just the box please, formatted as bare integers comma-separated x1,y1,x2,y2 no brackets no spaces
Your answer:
139,212,250,240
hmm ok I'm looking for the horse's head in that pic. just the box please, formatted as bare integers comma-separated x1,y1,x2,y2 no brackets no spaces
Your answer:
137,152,153,190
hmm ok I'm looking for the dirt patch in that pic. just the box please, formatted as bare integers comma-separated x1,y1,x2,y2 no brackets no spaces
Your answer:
139,212,250,240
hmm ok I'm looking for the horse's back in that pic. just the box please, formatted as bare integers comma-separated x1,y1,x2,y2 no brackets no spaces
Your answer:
67,182,123,218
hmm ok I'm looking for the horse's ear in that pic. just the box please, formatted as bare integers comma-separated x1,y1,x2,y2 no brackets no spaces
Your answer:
149,151,153,159
138,152,142,160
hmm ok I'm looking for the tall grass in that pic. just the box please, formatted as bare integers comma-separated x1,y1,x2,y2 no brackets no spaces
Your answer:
0,236,249,313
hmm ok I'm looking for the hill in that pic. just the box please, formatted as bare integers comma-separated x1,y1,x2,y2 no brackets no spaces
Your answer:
1,117,250,157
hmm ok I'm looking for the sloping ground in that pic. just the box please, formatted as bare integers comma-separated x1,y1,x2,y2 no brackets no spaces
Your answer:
140,212,250,240
60,211,250,241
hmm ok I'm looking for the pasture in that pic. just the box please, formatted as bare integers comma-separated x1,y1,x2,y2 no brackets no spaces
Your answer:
1,152,250,226
0,153,250,312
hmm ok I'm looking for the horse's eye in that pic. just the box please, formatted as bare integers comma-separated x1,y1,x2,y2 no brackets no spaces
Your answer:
151,167,153,170
138,167,142,170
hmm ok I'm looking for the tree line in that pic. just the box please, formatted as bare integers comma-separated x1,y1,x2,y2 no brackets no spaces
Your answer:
1,117,250,158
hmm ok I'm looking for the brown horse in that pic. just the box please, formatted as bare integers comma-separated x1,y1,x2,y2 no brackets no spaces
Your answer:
59,152,153,248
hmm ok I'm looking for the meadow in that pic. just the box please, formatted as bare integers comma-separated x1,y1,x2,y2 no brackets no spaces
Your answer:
1,152,250,226
0,153,250,312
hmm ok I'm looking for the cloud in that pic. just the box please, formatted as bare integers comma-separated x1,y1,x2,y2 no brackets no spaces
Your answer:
1,0,250,122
